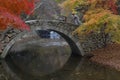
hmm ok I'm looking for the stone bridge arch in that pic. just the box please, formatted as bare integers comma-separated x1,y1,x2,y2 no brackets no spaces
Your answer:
0,20,85,58
26,20,85,56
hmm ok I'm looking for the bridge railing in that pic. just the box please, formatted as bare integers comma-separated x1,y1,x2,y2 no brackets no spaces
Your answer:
25,19,78,27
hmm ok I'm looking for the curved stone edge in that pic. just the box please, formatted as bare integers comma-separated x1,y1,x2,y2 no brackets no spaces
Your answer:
0,32,26,59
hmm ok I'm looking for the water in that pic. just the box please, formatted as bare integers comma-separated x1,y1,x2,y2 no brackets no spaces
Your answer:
3,54,120,80
1,37,120,80
2,44,120,80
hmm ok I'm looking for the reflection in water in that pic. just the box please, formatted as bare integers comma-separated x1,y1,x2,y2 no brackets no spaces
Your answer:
3,54,120,80
2,30,120,80
5,42,71,78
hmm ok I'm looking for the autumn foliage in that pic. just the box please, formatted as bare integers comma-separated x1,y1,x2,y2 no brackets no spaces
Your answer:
61,0,120,43
88,0,118,14
60,0,118,14
0,0,35,31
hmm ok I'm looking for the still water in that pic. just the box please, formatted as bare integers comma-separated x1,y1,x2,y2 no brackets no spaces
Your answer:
2,39,120,80
1,29,120,80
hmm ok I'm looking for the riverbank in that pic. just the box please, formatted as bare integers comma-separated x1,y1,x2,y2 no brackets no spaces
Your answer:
90,43,120,71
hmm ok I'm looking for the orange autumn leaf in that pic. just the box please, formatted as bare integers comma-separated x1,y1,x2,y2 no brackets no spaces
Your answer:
0,0,36,31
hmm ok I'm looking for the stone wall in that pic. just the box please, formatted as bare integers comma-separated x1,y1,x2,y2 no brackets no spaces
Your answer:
0,29,21,54
79,32,112,54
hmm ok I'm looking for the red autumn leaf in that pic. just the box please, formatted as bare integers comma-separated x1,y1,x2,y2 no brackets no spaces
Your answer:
0,0,35,15
0,7,30,31
107,0,118,14
0,0,37,31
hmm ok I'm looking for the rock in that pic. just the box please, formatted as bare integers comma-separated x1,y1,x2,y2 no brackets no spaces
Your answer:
4,37,10,43
1,41,5,44
7,34,12,38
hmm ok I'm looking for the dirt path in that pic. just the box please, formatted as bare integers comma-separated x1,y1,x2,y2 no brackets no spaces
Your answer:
90,43,120,71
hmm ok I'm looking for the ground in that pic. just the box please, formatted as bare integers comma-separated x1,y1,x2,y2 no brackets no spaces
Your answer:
90,43,120,71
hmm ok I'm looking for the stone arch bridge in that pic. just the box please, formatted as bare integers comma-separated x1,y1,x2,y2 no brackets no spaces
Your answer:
0,20,85,58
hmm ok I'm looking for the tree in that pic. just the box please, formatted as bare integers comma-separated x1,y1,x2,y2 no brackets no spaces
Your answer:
61,0,120,43
0,0,35,31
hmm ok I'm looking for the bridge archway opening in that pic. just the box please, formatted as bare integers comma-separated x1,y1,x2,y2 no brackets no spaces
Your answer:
36,29,82,56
